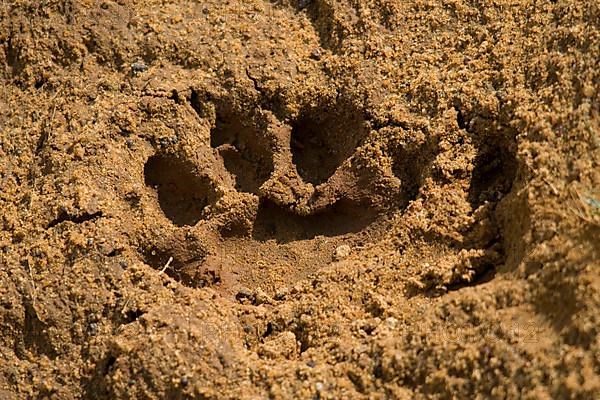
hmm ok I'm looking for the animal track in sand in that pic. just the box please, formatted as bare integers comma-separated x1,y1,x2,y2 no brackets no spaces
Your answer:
138,93,519,296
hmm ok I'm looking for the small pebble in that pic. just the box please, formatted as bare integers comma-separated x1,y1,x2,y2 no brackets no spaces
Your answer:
235,287,253,303
131,61,148,74
334,244,351,260
385,317,399,329
310,48,322,60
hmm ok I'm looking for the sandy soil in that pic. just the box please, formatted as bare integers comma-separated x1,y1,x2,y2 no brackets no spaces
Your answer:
0,0,599,398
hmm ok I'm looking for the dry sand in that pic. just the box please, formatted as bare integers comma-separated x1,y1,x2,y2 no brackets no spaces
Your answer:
0,0,599,398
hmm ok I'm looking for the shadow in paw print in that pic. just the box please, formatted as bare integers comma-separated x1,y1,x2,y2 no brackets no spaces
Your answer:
468,139,518,208
210,107,274,194
290,101,368,185
144,154,217,227
392,140,438,206
454,107,519,210
143,248,215,288
252,200,377,243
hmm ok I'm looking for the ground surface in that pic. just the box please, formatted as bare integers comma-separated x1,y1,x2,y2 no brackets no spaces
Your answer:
0,0,599,399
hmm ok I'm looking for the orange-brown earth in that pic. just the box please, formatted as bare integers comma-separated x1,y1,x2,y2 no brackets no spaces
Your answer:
0,0,599,398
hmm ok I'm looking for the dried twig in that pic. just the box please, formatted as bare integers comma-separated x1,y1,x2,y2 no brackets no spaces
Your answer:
159,256,174,275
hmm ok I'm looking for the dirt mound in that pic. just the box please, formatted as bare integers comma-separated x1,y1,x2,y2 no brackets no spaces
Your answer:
0,0,598,399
